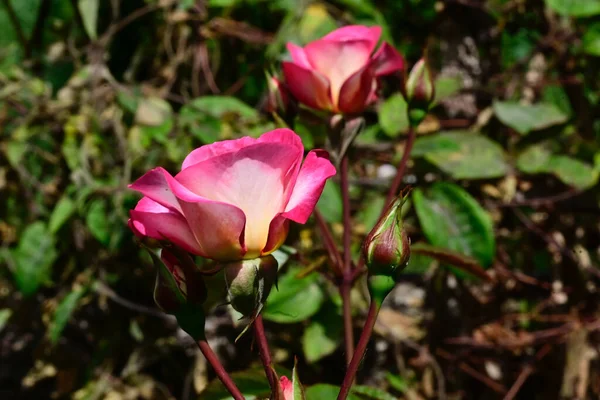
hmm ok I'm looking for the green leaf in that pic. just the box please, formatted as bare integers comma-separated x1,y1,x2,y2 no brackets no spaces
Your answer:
262,267,325,323
183,96,258,119
516,144,554,173
316,180,342,223
0,309,12,334
377,93,409,138
517,145,599,189
49,194,76,234
306,384,360,400
200,366,291,400
351,385,397,400
302,302,342,363
86,199,110,245
386,373,409,393
7,222,58,296
493,101,568,135
548,155,599,189
48,286,87,344
545,0,600,17
583,23,600,56
0,0,42,44
433,76,462,103
413,183,495,267
78,0,99,40
4,141,27,167
542,85,573,117
412,131,508,179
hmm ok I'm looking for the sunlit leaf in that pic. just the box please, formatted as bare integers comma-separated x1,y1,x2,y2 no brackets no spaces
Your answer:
78,0,99,39
378,93,409,138
48,286,87,344
545,0,600,17
302,302,342,363
493,101,568,134
413,183,495,268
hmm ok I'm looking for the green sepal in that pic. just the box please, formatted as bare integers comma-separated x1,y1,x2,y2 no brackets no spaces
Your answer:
174,304,206,341
367,274,396,307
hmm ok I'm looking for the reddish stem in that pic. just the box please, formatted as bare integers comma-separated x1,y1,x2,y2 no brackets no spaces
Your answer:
196,339,245,400
340,155,355,362
253,315,277,397
337,301,379,400
314,209,344,276
384,126,416,207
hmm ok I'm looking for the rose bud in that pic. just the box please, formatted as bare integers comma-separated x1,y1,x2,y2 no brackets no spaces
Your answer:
224,255,278,317
363,195,411,304
404,58,435,126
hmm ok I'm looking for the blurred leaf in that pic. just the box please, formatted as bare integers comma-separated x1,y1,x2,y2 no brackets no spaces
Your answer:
305,384,360,400
183,96,258,119
351,385,396,400
0,309,12,334
545,0,600,16
411,243,493,281
412,131,508,179
378,93,409,138
517,146,599,189
501,29,535,68
386,373,409,393
48,286,86,344
4,141,27,167
296,3,338,44
582,23,600,56
78,0,99,40
263,266,325,323
316,180,342,223
135,97,173,126
86,199,110,245
49,194,76,234
516,144,553,173
200,367,270,400
542,85,573,117
493,101,568,134
302,302,342,363
8,222,57,296
0,0,42,44
357,195,386,233
548,155,599,189
413,183,495,267
433,76,462,103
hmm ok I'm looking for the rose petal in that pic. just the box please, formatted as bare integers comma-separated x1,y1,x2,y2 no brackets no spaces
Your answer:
182,128,303,170
262,216,290,256
130,167,247,260
129,197,203,255
371,42,404,76
322,25,382,53
282,61,333,111
286,43,311,69
279,376,294,400
337,62,376,114
303,39,373,108
176,141,303,258
283,150,336,224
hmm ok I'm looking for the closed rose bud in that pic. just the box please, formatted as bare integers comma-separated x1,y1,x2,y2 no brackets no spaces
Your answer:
404,58,435,126
363,195,411,280
224,255,278,317
265,72,291,114
151,248,207,314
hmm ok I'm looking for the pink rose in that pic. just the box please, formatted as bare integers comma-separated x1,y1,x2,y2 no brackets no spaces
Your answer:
282,25,404,114
128,129,336,261
279,376,294,400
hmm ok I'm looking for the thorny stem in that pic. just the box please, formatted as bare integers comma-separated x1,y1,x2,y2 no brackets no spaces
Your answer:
196,339,245,400
384,126,416,208
253,315,277,397
337,300,379,400
340,155,355,363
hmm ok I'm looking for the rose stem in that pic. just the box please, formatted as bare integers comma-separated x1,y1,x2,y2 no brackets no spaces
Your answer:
384,125,416,207
196,339,245,400
340,155,355,365
337,301,379,400
253,315,278,396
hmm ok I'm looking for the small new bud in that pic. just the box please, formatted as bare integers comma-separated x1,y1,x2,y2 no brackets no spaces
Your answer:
404,58,435,126
363,195,411,281
265,72,290,113
224,255,278,317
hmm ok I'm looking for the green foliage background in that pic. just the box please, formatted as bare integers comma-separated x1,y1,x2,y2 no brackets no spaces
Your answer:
1,0,600,399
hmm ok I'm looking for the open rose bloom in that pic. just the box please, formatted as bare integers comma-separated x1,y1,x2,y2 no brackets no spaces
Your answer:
128,129,336,261
282,25,404,114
